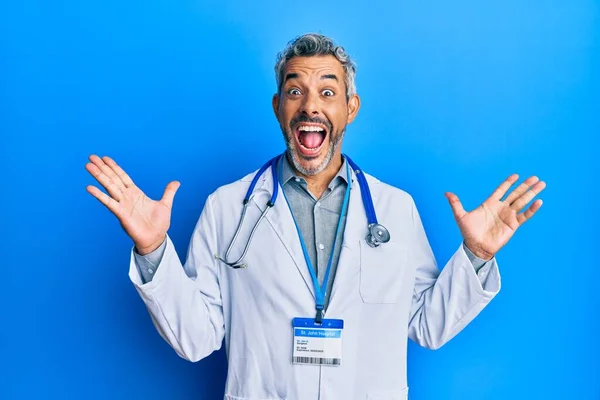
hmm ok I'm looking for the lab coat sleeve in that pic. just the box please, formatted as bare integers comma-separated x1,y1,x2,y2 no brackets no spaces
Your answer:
407,198,501,350
133,238,167,284
128,194,225,362
463,243,489,272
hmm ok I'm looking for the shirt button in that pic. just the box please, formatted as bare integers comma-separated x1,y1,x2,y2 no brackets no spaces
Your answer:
315,202,320,208
295,178,301,182
318,243,325,250
147,269,154,274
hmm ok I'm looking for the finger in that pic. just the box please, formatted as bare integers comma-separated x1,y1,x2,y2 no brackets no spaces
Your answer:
86,185,120,215
102,156,135,188
85,162,123,201
445,192,467,220
160,181,181,209
517,199,543,225
489,174,519,201
89,155,127,192
511,181,547,212
504,176,539,204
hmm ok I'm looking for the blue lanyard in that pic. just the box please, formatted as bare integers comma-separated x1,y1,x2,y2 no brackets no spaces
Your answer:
279,157,352,323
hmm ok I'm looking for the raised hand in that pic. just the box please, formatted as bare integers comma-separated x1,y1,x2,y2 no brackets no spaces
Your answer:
445,174,546,260
85,155,180,255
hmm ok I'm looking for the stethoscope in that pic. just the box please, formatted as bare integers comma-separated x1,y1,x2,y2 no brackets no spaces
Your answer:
215,154,390,269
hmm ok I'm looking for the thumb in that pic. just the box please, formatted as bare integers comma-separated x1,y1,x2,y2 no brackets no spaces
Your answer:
445,192,466,221
161,181,181,209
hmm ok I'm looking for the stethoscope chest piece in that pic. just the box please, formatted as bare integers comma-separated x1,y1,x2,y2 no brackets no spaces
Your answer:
218,154,391,268
366,223,390,248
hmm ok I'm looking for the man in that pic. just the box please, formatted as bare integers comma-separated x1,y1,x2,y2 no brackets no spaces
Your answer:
85,33,545,399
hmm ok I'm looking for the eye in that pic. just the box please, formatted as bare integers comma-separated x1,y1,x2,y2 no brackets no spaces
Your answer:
287,88,302,96
322,89,335,97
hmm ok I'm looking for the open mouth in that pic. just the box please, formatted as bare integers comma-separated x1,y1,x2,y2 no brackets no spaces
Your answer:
294,123,328,157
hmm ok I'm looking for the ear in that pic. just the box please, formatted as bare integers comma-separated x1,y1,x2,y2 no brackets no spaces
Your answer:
346,94,361,124
272,93,280,120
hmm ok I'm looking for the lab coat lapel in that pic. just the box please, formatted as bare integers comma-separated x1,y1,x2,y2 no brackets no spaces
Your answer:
328,170,363,307
253,164,316,300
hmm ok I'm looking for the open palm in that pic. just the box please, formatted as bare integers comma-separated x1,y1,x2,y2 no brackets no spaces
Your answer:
446,174,546,260
85,155,180,255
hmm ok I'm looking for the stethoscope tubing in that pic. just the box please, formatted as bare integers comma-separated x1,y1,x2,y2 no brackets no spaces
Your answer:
216,153,388,268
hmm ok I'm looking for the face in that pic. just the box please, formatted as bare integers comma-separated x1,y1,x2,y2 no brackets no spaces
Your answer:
272,55,360,176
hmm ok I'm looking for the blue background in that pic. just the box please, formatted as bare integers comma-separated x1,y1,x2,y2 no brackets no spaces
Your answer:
2,0,599,399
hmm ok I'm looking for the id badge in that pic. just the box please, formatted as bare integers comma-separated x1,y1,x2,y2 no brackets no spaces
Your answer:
292,317,343,366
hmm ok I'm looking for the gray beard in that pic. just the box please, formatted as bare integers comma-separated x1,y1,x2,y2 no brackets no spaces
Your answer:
284,129,345,176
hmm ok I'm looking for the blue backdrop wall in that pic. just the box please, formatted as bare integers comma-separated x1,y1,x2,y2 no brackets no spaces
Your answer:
2,0,598,399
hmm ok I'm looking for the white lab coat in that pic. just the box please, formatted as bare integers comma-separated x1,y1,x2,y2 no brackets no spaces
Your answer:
129,165,501,400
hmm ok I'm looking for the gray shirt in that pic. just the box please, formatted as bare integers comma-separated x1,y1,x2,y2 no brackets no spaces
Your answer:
276,154,350,310
134,155,488,312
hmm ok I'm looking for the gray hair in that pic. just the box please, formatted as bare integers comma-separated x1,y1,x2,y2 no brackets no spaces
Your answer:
274,33,357,100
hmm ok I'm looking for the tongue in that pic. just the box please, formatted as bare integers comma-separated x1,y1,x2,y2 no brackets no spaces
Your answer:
299,132,325,149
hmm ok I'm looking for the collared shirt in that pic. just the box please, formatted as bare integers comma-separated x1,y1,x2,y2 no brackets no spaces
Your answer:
134,155,488,310
134,155,350,312
278,154,350,310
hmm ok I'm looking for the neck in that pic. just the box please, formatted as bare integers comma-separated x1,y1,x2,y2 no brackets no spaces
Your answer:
287,152,343,199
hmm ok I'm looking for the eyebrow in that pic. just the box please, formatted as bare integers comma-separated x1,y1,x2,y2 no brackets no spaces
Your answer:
320,74,339,82
283,73,340,83
284,73,299,82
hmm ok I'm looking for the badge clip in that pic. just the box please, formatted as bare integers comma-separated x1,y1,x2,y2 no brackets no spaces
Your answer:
315,307,324,324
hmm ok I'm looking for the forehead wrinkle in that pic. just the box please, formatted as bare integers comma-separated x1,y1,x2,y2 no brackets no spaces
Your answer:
284,56,344,83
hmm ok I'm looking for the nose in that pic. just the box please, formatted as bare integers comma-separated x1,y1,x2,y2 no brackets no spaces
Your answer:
300,90,320,116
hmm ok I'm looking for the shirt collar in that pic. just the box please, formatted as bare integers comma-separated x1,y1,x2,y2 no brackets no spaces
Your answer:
280,152,350,188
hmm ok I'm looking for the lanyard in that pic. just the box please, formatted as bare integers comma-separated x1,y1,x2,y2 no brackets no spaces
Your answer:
279,157,352,323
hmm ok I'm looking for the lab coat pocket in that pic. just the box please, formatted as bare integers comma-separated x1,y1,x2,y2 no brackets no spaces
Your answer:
359,240,407,303
366,386,409,400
